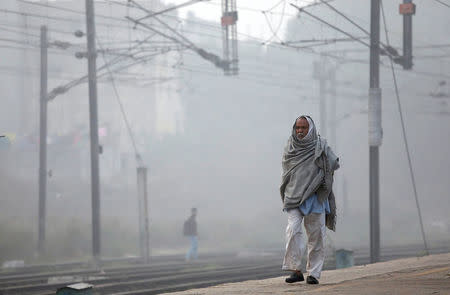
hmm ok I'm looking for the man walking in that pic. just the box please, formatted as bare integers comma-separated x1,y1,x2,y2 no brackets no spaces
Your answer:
183,207,198,261
280,115,339,284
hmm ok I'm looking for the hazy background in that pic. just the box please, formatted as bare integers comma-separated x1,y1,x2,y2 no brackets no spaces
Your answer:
0,0,449,263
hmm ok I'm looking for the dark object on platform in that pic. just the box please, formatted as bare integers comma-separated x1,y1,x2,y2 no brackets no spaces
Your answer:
307,275,319,284
285,271,304,283
335,248,354,269
56,283,93,295
0,135,11,149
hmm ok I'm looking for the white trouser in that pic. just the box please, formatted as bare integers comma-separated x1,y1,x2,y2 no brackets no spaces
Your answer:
282,209,326,279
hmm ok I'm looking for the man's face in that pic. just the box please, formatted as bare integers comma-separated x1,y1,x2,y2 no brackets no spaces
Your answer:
295,118,309,139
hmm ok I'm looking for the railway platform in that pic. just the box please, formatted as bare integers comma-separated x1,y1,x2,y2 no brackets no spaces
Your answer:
162,252,450,295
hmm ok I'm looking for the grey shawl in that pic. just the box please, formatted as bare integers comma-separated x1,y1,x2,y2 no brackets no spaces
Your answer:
280,116,340,231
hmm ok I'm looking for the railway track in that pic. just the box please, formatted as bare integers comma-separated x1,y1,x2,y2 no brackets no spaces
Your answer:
1,244,448,295
0,256,284,295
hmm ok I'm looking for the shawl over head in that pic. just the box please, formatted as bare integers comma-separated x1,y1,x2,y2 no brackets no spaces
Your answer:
280,115,340,231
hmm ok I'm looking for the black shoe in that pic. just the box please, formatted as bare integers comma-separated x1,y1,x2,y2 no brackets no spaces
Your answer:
306,275,319,284
285,271,304,283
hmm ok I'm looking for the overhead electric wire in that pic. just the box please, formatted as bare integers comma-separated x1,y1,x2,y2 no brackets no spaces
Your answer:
47,33,159,100
0,35,147,58
135,0,209,22
294,0,448,64
126,16,191,50
1,26,333,85
17,0,444,58
262,0,287,44
17,0,140,24
96,36,141,163
263,0,286,13
281,36,369,50
0,37,36,47
432,0,450,8
316,0,398,58
0,34,168,59
207,0,291,14
0,62,149,82
380,0,429,255
0,8,149,33
287,3,450,79
282,41,335,49
127,0,450,57
0,22,166,53
0,21,79,36
316,0,450,56
0,25,40,38
0,45,33,51
110,2,282,42
104,0,325,46
110,0,323,40
206,0,334,16
0,45,87,58
290,3,371,48
48,50,167,100
128,0,196,48
126,0,229,71
415,43,450,49
285,36,369,44
298,0,337,9
414,54,450,60
5,1,448,89
2,27,446,83
117,3,375,66
2,2,440,92
318,0,371,36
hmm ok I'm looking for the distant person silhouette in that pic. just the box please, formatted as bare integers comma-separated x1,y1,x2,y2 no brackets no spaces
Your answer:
183,207,198,261
280,115,339,285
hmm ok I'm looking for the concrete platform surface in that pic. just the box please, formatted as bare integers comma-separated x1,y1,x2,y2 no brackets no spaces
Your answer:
162,252,450,295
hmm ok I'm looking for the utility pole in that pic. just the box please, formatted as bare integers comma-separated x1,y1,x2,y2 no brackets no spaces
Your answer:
319,71,327,138
85,0,101,261
38,25,48,255
137,166,150,263
329,66,337,149
369,0,382,263
313,55,327,138
221,0,239,75
399,0,415,70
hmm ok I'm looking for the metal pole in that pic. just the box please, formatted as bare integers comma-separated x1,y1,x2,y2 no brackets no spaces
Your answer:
137,167,144,260
85,0,101,260
222,0,230,75
137,167,150,263
38,25,48,255
312,57,327,137
319,57,327,138
402,0,413,70
143,169,150,263
329,66,338,215
329,67,337,149
369,0,382,263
